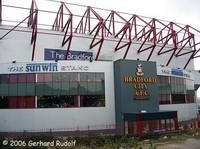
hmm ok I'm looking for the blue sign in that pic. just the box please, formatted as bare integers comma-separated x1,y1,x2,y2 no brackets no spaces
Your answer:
44,48,93,61
171,69,183,76
26,63,58,72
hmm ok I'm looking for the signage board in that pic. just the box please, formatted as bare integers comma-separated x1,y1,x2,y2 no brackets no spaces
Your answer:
114,59,159,114
123,63,157,100
44,48,93,61
5,63,58,73
0,62,90,74
157,66,193,79
171,69,183,76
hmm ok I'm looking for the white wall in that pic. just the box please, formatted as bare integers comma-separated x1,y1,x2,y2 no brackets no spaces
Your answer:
160,104,198,121
0,25,195,70
0,61,116,132
0,25,198,132
194,71,200,85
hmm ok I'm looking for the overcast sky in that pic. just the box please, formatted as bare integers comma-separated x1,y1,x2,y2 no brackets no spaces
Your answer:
2,0,200,95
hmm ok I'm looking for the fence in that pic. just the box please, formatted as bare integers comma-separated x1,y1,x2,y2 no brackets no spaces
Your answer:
0,119,199,137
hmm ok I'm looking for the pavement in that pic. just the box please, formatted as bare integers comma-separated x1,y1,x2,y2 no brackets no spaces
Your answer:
157,138,200,149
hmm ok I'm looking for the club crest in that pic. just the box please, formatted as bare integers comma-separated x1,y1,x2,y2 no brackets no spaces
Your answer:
136,64,144,76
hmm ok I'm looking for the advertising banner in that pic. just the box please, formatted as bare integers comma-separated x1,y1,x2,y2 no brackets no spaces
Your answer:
44,48,93,61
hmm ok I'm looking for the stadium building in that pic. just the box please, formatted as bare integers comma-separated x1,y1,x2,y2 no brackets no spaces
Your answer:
0,0,200,135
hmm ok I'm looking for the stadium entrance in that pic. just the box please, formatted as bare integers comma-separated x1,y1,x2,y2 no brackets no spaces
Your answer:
124,112,178,135
114,60,178,135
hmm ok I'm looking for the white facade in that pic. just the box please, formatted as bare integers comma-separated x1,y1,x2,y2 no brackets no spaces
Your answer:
0,61,116,132
0,25,198,132
0,25,195,70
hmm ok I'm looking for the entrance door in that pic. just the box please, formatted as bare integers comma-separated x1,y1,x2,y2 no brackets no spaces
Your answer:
125,121,135,135
125,120,161,135
125,121,141,135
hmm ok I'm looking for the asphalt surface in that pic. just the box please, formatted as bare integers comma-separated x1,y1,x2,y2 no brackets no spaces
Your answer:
157,138,200,149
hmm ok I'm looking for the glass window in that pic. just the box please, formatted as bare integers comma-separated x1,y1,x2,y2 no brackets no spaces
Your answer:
25,96,35,108
69,82,78,95
18,83,27,96
18,74,27,83
0,96,8,109
43,83,53,95
95,73,104,82
7,96,35,109
88,82,96,95
61,83,70,95
52,82,61,95
79,82,88,95
81,95,105,107
186,94,195,103
37,95,75,108
170,77,176,84
53,73,61,82
61,73,70,82
44,73,52,82
9,74,18,83
172,94,186,104
37,74,44,82
69,72,78,81
80,73,88,81
0,84,9,96
35,83,44,95
161,119,166,129
17,96,26,108
37,73,53,82
158,76,195,105
26,83,35,96
8,96,18,108
0,74,9,83
37,95,105,108
27,74,36,83
159,94,170,104
176,78,180,84
180,78,184,85
9,84,18,96
88,73,95,81
159,76,169,84
0,72,106,108
96,82,105,95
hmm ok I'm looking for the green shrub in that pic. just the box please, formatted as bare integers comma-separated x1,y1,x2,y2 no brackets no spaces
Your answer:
138,133,161,141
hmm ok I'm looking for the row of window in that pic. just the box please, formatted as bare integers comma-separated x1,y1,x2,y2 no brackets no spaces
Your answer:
0,95,105,109
158,76,186,85
0,82,105,96
158,76,194,88
158,84,195,94
158,76,194,95
0,74,196,108
0,72,105,96
0,72,104,83
159,94,195,104
158,76,195,105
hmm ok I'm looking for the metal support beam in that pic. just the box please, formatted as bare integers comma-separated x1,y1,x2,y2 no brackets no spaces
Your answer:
28,0,37,27
75,7,113,60
29,0,38,61
108,12,131,58
51,2,73,60
0,12,35,40
1,1,200,68
31,10,38,61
